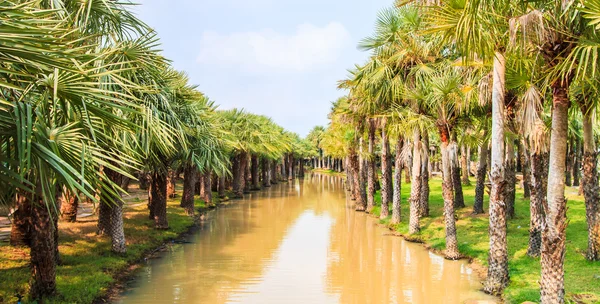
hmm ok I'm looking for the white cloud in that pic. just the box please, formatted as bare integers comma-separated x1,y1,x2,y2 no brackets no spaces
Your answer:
197,22,351,72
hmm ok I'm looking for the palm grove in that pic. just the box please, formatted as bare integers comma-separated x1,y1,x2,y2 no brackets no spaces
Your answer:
308,0,600,303
0,1,316,301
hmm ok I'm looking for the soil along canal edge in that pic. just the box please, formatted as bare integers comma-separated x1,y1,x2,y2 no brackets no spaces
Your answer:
0,182,257,304
315,170,600,304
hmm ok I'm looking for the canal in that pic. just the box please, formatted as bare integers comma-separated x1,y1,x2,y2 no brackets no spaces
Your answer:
118,174,496,303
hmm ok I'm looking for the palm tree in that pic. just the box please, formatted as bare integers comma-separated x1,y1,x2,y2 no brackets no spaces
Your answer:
570,0,600,262
307,126,326,168
0,2,151,298
509,1,599,300
406,63,474,258
428,0,524,293
358,5,438,222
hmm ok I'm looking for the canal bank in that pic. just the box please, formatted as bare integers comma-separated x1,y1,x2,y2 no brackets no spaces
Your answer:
314,170,600,304
0,182,253,304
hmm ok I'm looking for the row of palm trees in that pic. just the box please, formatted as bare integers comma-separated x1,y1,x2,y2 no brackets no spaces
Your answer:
0,1,315,301
315,0,600,303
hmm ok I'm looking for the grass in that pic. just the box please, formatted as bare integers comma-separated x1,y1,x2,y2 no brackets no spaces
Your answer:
366,176,600,304
0,191,211,304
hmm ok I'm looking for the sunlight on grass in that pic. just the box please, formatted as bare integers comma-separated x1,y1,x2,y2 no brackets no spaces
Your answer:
0,197,206,303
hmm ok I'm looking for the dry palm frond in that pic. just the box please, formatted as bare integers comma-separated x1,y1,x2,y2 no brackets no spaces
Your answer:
527,119,550,154
509,9,548,48
478,72,492,107
518,84,543,136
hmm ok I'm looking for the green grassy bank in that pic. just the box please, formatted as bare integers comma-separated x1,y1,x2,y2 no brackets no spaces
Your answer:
0,194,210,303
362,176,599,303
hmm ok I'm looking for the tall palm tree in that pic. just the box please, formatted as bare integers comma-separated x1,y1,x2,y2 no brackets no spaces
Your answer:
404,63,474,258
569,0,600,262
428,0,524,293
359,5,437,222
0,2,152,298
307,126,326,168
510,1,599,300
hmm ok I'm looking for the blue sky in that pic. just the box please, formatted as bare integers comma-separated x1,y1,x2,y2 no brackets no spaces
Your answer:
134,0,392,136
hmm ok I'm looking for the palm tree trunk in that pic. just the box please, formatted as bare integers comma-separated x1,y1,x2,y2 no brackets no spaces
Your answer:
581,109,600,261
59,190,78,222
573,137,581,187
244,156,251,193
52,195,60,265
97,199,111,236
404,154,411,184
420,131,430,217
527,152,548,257
358,138,367,211
166,169,176,198
380,118,392,219
232,152,246,198
461,145,471,185
29,193,57,300
287,154,294,180
391,137,403,224
108,198,126,254
121,176,131,193
540,81,570,304
346,157,355,196
147,175,154,220
565,139,573,187
102,167,127,254
262,157,271,187
299,159,305,178
181,164,197,216
280,159,285,181
408,129,422,234
374,164,381,191
271,160,278,184
505,140,516,219
138,171,150,190
150,171,169,229
251,154,260,190
203,171,213,206
218,175,227,198
367,118,376,213
452,152,465,209
440,134,460,259
10,194,31,246
231,154,239,197
484,51,509,295
198,170,205,197
211,172,218,192
350,150,364,210
521,141,532,198
473,144,488,214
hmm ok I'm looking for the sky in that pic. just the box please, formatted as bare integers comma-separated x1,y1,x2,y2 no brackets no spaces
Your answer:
134,0,392,137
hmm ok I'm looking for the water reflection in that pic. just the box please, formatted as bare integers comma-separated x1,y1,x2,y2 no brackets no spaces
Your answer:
118,174,495,304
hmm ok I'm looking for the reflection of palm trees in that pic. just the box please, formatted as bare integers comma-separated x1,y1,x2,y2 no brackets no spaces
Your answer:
323,185,495,304
121,175,493,304
120,182,308,303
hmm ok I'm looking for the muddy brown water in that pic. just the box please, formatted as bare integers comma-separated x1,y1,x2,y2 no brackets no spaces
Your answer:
117,174,496,304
